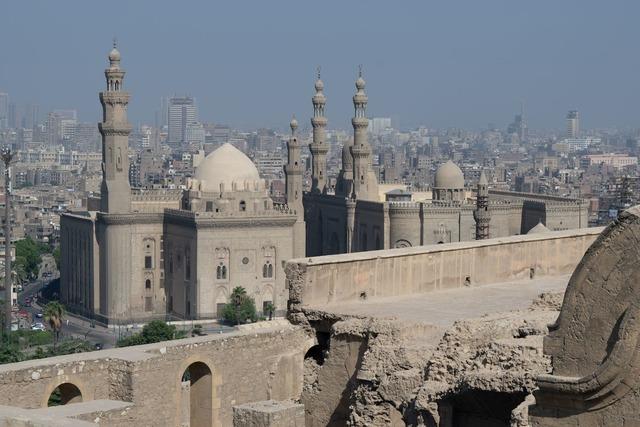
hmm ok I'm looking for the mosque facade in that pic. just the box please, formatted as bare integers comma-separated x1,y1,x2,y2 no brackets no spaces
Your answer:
59,45,305,323
303,72,588,256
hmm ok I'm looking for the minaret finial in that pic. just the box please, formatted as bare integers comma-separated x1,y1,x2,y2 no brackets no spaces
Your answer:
290,114,298,135
113,37,117,49
317,65,321,80
358,64,363,78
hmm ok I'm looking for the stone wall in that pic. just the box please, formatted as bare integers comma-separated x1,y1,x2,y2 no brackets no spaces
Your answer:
0,323,308,427
286,228,603,309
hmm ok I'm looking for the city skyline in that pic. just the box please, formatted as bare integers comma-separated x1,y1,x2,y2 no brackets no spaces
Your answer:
1,1,640,131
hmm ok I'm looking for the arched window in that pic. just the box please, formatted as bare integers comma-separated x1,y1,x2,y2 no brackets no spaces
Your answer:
239,200,246,211
263,263,268,278
145,279,151,289
268,263,273,278
216,264,222,279
221,265,227,279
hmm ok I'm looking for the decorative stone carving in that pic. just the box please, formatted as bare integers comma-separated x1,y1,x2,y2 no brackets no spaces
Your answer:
530,205,640,425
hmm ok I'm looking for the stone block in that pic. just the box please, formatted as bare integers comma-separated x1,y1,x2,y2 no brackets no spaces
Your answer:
233,400,305,427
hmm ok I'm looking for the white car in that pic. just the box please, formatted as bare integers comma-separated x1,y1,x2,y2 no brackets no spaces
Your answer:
31,323,45,331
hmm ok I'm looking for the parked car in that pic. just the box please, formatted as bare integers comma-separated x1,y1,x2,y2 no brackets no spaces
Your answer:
35,312,43,319
94,343,103,350
31,323,45,331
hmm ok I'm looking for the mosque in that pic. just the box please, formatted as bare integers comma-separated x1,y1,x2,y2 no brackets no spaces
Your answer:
59,45,586,324
303,70,588,255
59,45,305,323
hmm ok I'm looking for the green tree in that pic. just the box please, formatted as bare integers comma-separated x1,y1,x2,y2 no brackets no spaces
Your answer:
222,286,257,325
117,320,185,347
52,247,61,270
15,237,52,279
0,346,23,364
44,301,65,349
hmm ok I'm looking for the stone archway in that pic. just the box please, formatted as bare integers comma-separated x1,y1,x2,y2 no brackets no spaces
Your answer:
47,382,82,406
181,361,213,427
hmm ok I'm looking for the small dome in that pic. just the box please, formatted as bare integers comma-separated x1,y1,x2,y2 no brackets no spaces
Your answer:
355,76,366,91
290,116,298,132
109,47,121,63
527,222,550,234
434,160,464,189
315,78,324,92
195,143,261,192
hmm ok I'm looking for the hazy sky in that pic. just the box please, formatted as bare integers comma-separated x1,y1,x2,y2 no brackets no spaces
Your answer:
1,1,639,131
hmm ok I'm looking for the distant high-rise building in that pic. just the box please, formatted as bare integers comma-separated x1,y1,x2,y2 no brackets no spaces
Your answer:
74,123,99,151
7,103,18,129
167,96,197,144
0,93,9,130
368,117,392,135
507,102,527,141
185,121,205,146
22,104,39,130
47,110,77,146
567,110,579,138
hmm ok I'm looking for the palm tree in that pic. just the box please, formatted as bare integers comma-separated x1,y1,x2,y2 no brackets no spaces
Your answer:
14,264,27,286
44,301,65,349
230,287,247,325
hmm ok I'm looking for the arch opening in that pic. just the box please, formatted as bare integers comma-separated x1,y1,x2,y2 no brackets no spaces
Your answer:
181,361,213,427
48,383,82,406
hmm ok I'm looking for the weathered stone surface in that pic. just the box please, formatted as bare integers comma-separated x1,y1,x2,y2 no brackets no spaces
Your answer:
0,323,306,427
233,400,305,427
296,290,562,426
530,206,640,425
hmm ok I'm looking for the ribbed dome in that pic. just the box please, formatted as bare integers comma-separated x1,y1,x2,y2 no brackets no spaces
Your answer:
434,160,464,189
195,143,260,192
527,222,550,234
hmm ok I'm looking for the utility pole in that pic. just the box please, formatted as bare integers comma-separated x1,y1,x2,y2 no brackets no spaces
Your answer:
1,147,13,334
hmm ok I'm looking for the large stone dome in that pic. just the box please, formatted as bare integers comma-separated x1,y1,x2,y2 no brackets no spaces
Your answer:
434,160,464,189
195,143,261,192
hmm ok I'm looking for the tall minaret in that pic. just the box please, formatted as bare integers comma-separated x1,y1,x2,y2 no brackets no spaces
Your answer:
349,67,378,201
99,41,132,213
285,115,303,214
284,116,305,257
474,170,490,240
309,67,328,194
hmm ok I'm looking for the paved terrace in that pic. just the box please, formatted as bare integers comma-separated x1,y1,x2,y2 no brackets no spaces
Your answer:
309,274,569,327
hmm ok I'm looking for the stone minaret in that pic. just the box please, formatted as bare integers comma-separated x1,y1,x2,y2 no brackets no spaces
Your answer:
474,170,490,239
284,116,306,257
99,41,132,213
285,116,303,215
309,68,328,194
350,67,378,201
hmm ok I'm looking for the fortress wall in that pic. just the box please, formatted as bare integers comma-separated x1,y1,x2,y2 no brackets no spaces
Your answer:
0,323,307,427
286,227,603,307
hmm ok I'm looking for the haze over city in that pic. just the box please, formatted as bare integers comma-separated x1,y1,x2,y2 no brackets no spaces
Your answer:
2,0,640,130
2,2,640,426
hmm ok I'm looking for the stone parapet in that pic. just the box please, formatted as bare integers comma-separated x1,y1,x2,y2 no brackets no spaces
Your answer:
286,227,604,310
